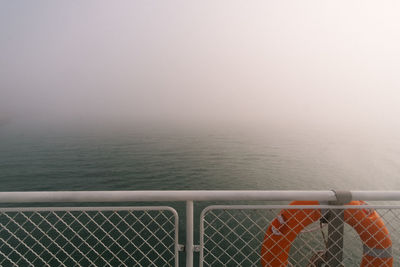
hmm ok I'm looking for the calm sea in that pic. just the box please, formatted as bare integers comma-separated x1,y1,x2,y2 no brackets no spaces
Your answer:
1,122,400,192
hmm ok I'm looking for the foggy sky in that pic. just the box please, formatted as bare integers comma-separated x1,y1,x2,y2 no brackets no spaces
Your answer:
2,0,400,130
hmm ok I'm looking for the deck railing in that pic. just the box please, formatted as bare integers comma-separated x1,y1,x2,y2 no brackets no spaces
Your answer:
0,190,400,266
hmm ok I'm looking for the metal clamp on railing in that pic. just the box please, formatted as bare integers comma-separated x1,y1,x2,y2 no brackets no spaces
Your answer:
329,190,352,205
178,244,185,252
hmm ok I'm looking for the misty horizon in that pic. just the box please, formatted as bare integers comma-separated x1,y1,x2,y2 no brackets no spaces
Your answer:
2,1,400,134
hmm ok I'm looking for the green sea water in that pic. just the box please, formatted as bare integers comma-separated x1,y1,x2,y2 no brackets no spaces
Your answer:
1,123,400,192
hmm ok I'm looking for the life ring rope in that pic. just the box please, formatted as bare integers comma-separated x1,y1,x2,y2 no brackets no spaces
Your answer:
363,245,392,258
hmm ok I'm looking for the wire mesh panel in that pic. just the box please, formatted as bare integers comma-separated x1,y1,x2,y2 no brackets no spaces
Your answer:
200,205,400,266
0,206,178,267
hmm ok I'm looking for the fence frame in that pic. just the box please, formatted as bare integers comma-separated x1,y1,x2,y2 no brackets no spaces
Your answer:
199,204,400,266
0,206,180,267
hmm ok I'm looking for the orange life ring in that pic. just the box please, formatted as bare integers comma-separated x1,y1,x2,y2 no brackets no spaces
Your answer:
260,201,392,266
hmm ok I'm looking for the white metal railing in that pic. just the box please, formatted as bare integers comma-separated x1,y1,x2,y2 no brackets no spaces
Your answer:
0,190,400,266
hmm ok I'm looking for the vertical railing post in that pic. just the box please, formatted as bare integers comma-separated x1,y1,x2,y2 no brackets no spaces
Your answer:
186,201,194,267
325,209,345,266
325,190,352,267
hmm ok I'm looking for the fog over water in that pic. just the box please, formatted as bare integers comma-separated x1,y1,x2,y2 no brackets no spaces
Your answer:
1,1,400,191
2,0,400,131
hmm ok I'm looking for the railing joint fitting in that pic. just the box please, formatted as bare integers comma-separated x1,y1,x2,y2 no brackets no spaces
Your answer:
178,244,185,252
193,245,201,252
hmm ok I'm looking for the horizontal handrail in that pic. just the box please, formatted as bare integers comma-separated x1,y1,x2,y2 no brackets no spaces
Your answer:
0,190,399,203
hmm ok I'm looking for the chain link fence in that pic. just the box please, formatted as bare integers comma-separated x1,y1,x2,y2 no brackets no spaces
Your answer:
0,206,178,267
200,204,400,266
1,191,400,266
